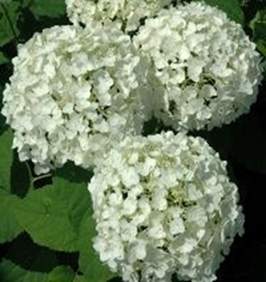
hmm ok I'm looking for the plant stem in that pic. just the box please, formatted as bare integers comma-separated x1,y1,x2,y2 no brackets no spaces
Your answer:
32,173,52,185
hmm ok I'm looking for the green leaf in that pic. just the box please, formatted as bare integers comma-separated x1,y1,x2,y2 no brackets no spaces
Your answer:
252,22,266,40
0,188,22,243
48,266,75,282
17,0,33,8
78,210,115,282
48,266,88,282
0,50,9,64
29,0,66,19
47,266,75,282
194,0,244,25
0,1,20,46
0,128,13,191
256,40,266,57
249,9,266,58
249,9,266,40
0,125,33,197
73,276,87,282
0,259,48,282
15,165,92,252
0,129,30,243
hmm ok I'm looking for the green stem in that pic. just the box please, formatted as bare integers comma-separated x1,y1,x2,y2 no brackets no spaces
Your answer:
25,161,34,190
32,173,52,184
25,161,52,188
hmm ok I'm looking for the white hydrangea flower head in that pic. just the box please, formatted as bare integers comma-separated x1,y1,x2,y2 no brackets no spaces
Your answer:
65,0,173,32
1,24,146,174
134,2,263,131
88,131,244,282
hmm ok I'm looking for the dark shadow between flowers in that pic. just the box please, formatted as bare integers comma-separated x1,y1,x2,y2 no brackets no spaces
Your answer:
53,161,94,184
142,115,175,136
215,161,266,282
17,7,70,44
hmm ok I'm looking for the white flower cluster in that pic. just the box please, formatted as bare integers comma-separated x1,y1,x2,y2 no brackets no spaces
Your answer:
89,132,244,282
1,24,145,174
134,2,262,130
2,2,262,173
65,0,173,32
1,2,254,280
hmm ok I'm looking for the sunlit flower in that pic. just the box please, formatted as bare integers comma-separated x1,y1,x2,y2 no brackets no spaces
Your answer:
88,131,244,282
134,2,262,131
1,24,146,174
65,0,173,32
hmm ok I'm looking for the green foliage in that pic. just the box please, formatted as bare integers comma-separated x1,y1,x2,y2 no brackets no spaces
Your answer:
0,1,20,46
0,50,9,64
47,266,76,282
73,276,87,282
15,167,91,252
0,128,13,191
0,127,33,196
0,188,22,243
47,266,87,282
28,0,66,19
250,9,266,39
194,0,244,24
249,9,266,57
0,259,48,282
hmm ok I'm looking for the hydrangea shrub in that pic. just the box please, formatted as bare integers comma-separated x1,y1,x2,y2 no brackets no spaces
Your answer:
1,0,265,281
